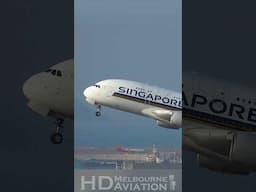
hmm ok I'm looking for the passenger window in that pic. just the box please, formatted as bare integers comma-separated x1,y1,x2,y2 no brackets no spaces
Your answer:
51,70,56,75
57,70,62,77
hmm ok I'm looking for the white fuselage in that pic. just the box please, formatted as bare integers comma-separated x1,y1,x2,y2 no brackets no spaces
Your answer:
84,79,182,127
183,73,256,132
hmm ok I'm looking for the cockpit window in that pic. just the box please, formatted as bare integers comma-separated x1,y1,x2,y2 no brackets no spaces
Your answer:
45,68,62,77
95,84,101,88
57,70,62,77
51,70,56,75
45,69,52,72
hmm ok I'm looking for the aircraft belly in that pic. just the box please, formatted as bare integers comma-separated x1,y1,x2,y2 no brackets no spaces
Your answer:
27,100,50,116
48,98,73,119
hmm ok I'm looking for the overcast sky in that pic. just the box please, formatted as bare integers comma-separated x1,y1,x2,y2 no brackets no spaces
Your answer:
74,0,181,148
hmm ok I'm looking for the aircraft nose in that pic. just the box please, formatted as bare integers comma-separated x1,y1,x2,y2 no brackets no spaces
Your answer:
83,86,96,105
23,78,32,100
22,75,39,100
83,86,93,99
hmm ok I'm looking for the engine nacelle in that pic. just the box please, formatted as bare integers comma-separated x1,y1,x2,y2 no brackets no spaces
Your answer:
156,120,173,128
185,128,256,173
231,132,256,168
198,155,250,175
170,111,182,128
184,128,233,157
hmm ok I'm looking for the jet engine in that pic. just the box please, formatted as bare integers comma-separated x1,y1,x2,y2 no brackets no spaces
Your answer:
184,128,256,174
169,111,182,128
155,111,181,129
157,120,173,128
198,155,250,175
230,132,256,168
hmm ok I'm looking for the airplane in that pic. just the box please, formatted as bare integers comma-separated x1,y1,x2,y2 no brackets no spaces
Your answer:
115,145,145,153
183,72,256,175
22,59,74,144
83,79,182,129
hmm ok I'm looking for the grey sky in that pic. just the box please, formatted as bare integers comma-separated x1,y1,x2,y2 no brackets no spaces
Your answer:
75,0,181,147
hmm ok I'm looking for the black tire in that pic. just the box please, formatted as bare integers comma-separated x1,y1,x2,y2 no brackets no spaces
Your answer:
51,133,63,144
96,111,101,116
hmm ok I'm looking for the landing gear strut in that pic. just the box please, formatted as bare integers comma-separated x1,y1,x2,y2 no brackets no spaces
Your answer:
51,118,64,144
96,105,101,117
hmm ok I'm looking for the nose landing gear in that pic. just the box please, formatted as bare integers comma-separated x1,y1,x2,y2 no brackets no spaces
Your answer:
96,105,101,117
51,118,64,144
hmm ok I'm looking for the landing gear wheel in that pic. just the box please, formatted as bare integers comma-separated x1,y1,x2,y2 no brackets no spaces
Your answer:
96,104,101,117
51,133,63,144
51,118,64,144
96,111,101,117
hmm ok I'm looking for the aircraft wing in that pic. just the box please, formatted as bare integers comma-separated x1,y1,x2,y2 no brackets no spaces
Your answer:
142,108,181,128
